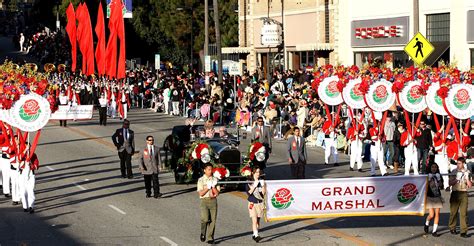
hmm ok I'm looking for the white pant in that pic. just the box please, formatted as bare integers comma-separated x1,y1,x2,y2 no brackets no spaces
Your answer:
370,142,386,176
172,101,180,115
20,41,24,51
404,144,419,175
19,169,35,209
350,140,363,169
164,100,170,114
10,167,21,202
324,138,338,164
122,102,128,119
434,154,449,189
1,157,11,194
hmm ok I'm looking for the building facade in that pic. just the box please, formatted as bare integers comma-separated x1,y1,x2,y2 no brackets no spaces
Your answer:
224,0,340,74
337,0,474,70
225,0,474,74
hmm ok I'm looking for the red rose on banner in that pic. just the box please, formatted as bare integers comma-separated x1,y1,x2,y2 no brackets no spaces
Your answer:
373,85,388,103
397,183,419,204
275,188,293,204
437,87,449,99
454,88,471,110
336,81,345,92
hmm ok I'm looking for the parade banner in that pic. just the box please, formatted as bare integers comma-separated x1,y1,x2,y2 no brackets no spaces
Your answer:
9,93,51,132
425,82,448,116
342,78,366,109
398,80,427,113
443,84,474,120
364,79,396,112
317,76,344,106
50,105,94,120
265,176,427,221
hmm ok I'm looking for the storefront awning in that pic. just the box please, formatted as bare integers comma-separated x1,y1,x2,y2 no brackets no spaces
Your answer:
221,47,252,54
424,42,450,66
295,43,334,51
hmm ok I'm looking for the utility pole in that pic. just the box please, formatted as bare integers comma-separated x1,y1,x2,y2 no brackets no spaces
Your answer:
213,0,223,84
204,0,209,71
413,0,419,34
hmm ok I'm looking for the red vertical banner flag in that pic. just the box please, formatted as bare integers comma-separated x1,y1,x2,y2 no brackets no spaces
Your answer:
82,3,95,76
116,1,126,79
65,3,77,72
75,3,86,74
95,2,106,76
105,0,119,78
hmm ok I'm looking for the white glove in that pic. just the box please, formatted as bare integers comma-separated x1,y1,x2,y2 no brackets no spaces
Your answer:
435,173,441,180
212,180,218,187
259,180,265,186
206,181,212,189
252,180,259,188
428,173,433,180
456,172,463,181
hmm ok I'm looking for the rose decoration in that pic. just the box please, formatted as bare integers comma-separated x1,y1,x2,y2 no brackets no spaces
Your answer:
373,85,388,104
437,87,449,99
397,183,419,204
240,165,252,177
19,99,42,122
213,164,230,180
271,188,295,209
453,88,471,110
248,141,265,161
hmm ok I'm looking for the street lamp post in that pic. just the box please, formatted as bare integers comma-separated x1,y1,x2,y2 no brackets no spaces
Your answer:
177,6,194,71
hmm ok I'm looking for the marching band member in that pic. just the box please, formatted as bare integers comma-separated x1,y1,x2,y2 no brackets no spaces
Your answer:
322,118,338,166
0,122,11,197
433,131,450,189
58,90,69,127
348,122,365,172
369,125,387,176
400,124,421,175
98,93,108,126
9,135,21,205
19,143,39,213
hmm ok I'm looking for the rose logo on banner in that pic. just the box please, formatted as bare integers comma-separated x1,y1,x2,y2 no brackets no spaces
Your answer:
317,76,344,106
342,78,367,109
271,188,295,210
20,99,42,122
9,93,51,132
373,85,388,104
365,79,396,112
425,82,447,116
325,81,339,98
397,183,419,204
444,84,474,120
453,89,471,110
398,81,427,113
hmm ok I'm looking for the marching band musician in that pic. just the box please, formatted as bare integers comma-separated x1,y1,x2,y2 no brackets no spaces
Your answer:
19,143,39,213
98,93,108,126
9,134,21,206
0,123,10,197
348,120,365,172
58,90,69,127
322,117,338,166
400,124,421,175
433,131,450,189
369,125,387,176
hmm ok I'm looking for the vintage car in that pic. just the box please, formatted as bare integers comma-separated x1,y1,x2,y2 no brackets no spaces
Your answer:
162,124,243,184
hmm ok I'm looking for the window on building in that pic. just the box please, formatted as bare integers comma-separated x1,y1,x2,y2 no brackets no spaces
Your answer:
426,13,450,42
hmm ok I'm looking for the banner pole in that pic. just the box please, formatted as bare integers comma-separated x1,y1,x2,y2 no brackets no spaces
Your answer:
460,119,463,154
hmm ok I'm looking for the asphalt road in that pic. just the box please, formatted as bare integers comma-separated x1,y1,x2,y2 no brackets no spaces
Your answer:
0,108,472,246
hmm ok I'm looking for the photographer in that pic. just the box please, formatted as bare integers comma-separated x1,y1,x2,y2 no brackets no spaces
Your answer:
246,167,266,243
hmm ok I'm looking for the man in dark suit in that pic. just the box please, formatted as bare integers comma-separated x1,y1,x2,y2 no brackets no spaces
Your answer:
139,136,162,198
251,117,272,160
112,119,135,179
287,127,307,179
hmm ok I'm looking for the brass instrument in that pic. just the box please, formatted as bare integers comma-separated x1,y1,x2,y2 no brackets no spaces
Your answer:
44,63,56,73
12,64,19,70
58,64,66,73
24,63,38,72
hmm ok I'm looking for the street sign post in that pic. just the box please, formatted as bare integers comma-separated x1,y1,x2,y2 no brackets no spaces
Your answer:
404,32,434,66
154,54,160,70
205,56,211,73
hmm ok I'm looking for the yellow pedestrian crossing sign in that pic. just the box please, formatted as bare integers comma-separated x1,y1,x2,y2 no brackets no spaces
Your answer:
404,32,435,66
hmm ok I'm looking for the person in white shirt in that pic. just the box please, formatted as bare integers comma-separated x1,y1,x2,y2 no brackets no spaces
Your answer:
19,33,25,52
98,93,108,126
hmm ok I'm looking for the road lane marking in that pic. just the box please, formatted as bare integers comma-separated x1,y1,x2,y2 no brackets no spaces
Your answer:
108,204,126,215
45,166,55,171
228,191,373,246
160,236,178,246
73,182,87,191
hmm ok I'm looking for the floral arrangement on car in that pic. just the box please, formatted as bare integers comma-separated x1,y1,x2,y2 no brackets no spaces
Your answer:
240,165,252,177
177,141,213,182
213,163,230,180
247,141,266,163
